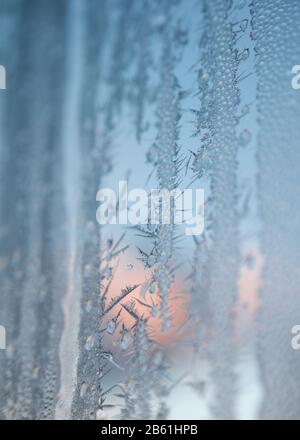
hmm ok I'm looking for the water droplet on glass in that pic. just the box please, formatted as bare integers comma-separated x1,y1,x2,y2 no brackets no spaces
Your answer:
80,382,88,398
238,129,252,147
149,285,156,294
85,335,95,351
106,319,116,335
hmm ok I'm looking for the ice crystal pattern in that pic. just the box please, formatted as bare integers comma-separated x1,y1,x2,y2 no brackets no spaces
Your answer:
0,0,300,420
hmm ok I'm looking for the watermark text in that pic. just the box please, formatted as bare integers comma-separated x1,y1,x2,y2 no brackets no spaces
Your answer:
96,181,204,236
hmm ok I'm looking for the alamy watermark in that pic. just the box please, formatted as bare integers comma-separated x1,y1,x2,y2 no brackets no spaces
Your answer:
291,65,300,90
0,325,6,350
96,181,204,236
0,65,6,90
291,325,300,350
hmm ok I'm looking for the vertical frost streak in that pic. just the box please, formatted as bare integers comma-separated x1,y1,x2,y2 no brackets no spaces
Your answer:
251,0,300,419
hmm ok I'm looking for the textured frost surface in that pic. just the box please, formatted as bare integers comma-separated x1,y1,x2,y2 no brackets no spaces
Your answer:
0,0,299,420
251,0,300,420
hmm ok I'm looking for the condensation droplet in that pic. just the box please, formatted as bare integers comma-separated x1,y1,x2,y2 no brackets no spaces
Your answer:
149,285,155,294
80,382,88,398
85,335,95,351
106,319,116,335
238,129,252,147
